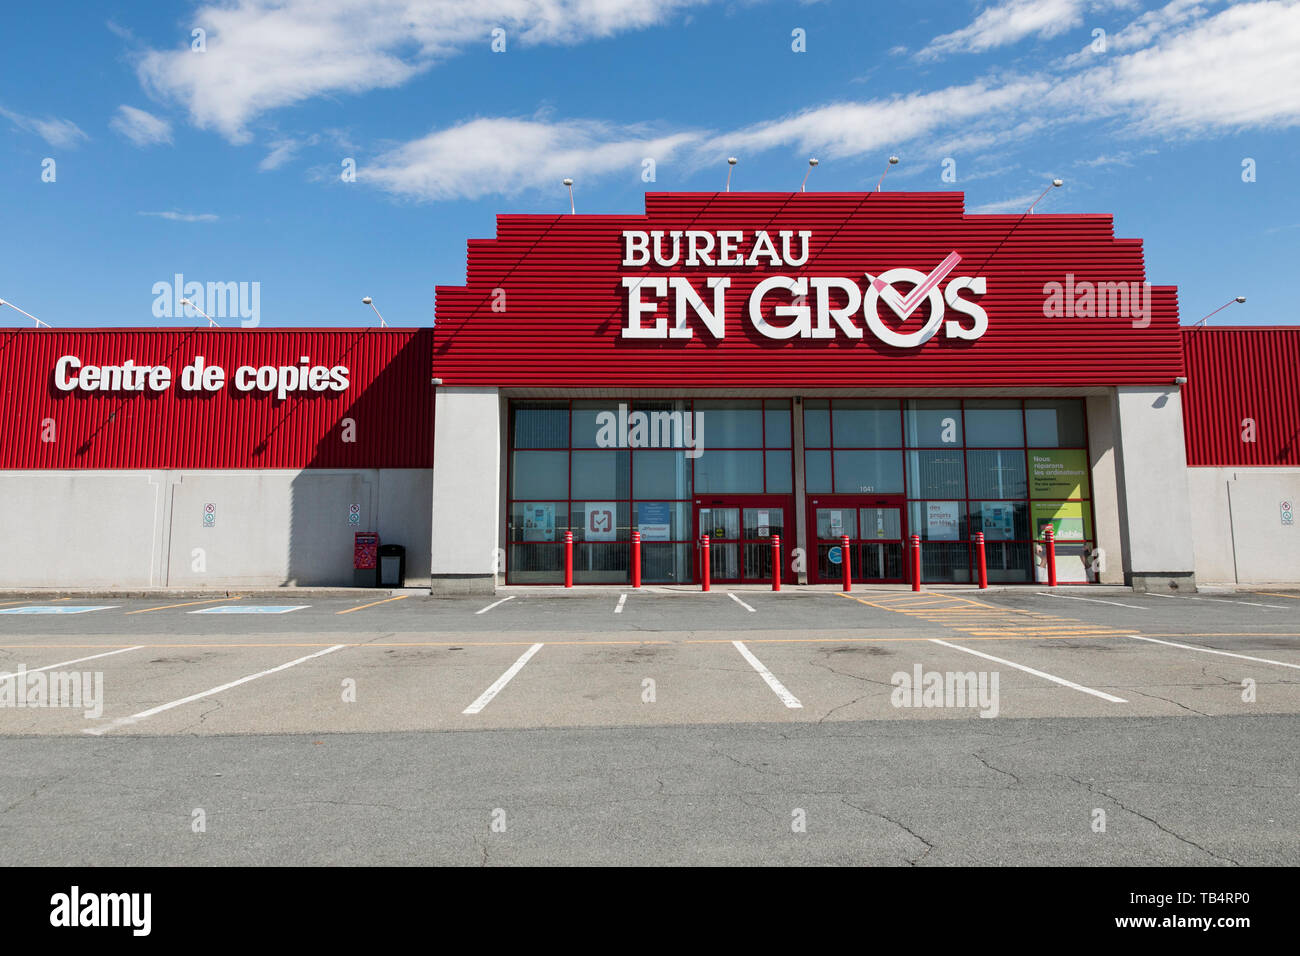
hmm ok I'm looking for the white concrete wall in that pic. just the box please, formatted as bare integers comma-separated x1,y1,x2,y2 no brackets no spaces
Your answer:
430,387,501,593
1188,467,1300,584
1113,386,1198,588
1085,393,1126,584
0,469,431,588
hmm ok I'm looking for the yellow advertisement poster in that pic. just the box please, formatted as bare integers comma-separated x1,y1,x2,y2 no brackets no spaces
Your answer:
1029,449,1090,499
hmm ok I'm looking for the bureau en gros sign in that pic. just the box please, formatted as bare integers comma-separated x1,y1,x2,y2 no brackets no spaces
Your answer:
620,229,987,348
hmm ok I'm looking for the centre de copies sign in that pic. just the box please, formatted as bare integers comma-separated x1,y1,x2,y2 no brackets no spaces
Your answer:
52,355,351,400
619,229,989,349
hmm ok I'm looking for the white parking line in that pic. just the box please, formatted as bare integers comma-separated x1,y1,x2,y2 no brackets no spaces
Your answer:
1038,592,1148,610
732,641,802,708
83,644,347,736
1143,592,1288,610
475,596,516,615
0,646,144,681
728,593,757,613
615,594,627,614
1128,635,1300,670
929,638,1127,703
462,643,544,714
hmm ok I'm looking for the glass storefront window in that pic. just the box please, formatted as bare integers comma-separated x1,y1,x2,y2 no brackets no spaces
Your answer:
833,399,901,447
512,402,569,448
764,403,792,448
1025,399,1086,447
833,450,904,494
966,448,1028,498
964,399,1024,447
765,451,793,493
904,400,962,447
511,450,568,499
570,449,629,498
805,449,832,493
969,501,1029,541
803,399,831,447
695,449,764,493
905,449,965,498
570,401,608,449
572,500,630,542
694,400,764,447
632,450,691,499
908,500,968,541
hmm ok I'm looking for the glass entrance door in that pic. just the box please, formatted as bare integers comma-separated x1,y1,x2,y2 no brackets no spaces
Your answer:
808,496,908,584
695,497,790,583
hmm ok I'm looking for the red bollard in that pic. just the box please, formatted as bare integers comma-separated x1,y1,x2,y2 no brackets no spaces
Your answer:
563,530,573,588
974,531,988,590
1044,525,1057,587
840,534,852,592
700,534,711,592
771,534,781,592
910,534,922,591
631,530,642,590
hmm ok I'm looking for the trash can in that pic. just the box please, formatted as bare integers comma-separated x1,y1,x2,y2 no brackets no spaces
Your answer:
378,544,406,588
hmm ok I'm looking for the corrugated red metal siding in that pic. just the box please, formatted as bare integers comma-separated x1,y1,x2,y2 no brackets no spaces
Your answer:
0,328,433,469
1182,328,1300,466
434,191,1184,386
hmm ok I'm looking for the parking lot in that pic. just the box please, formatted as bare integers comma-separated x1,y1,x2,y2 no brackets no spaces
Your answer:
2,586,1297,865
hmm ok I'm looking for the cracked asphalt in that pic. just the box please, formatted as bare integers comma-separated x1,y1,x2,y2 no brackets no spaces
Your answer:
0,586,1297,864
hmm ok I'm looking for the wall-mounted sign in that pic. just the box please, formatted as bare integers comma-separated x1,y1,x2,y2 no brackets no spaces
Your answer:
348,503,360,526
585,502,617,542
619,232,988,348
1031,501,1090,541
521,503,555,542
52,355,350,400
636,502,671,542
202,502,215,528
1283,500,1294,527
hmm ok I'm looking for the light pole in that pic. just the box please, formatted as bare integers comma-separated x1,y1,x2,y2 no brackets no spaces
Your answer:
1027,178,1064,214
800,157,819,192
361,296,388,327
875,155,899,192
179,297,220,327
725,157,737,192
563,178,574,214
1190,296,1247,328
0,297,52,327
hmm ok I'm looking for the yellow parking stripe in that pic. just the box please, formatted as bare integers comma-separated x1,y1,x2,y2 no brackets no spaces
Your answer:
1251,591,1300,600
337,594,411,615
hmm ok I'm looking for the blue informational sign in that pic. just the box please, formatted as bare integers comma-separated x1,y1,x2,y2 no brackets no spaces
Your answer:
0,606,117,615
636,502,672,542
190,605,309,614
828,546,843,565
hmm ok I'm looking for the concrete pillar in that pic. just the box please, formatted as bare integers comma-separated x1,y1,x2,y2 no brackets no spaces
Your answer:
791,396,809,584
1112,386,1197,591
431,387,501,594
1084,393,1125,584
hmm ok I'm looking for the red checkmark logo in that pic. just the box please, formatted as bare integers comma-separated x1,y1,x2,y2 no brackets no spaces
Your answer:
866,252,963,319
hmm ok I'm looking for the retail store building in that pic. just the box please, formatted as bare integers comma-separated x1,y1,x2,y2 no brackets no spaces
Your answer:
1,192,1296,591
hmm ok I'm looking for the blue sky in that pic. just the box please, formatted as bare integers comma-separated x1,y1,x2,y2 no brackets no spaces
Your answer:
1,0,1297,329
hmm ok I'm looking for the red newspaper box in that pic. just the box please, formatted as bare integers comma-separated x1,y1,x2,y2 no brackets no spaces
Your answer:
354,531,379,587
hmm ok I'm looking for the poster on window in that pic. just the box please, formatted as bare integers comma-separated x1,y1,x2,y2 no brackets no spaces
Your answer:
981,503,1016,540
521,503,555,542
584,502,618,542
926,501,960,541
756,510,770,537
636,502,671,541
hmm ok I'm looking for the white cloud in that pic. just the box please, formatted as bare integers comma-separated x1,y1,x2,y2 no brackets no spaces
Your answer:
0,105,88,149
135,0,712,143
138,210,220,222
362,115,699,201
919,0,1132,60
110,105,173,146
